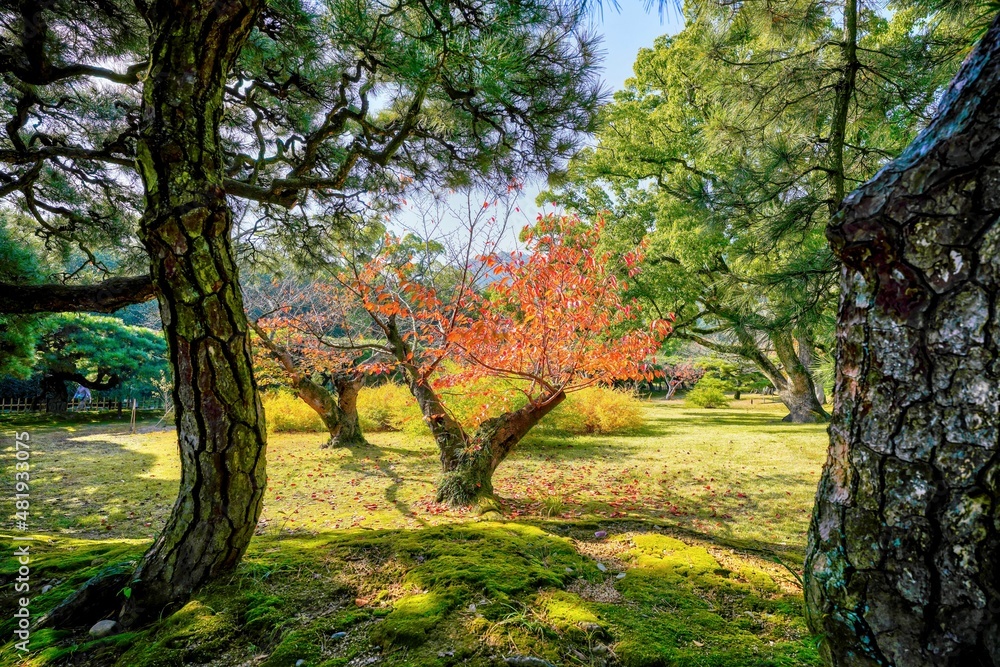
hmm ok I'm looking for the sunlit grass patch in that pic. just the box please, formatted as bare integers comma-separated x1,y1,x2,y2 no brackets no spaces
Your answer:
1,397,825,666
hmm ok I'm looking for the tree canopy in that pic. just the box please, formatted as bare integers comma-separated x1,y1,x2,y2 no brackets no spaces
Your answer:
544,0,972,421
0,0,604,296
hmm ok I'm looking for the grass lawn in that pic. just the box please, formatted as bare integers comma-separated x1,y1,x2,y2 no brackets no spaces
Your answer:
0,397,828,667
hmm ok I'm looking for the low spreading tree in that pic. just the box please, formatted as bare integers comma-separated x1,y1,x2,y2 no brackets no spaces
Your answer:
31,314,168,413
339,214,669,506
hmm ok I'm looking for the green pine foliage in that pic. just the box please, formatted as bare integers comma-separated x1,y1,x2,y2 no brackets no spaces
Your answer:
685,377,731,409
35,314,168,396
545,0,974,398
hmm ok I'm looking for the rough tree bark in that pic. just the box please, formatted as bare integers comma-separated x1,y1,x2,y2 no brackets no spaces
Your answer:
806,16,1000,666
41,0,268,629
123,0,267,626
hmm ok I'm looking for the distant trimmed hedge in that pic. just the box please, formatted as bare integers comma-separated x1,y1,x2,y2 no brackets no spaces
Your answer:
263,384,645,436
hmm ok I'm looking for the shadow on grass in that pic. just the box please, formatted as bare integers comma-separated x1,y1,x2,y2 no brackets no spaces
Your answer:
338,440,431,527
0,521,820,667
0,410,164,430
0,424,178,539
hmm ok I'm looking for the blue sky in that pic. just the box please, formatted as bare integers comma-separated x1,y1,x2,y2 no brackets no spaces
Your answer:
588,2,684,91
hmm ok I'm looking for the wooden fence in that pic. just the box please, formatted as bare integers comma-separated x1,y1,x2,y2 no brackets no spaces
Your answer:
0,397,166,413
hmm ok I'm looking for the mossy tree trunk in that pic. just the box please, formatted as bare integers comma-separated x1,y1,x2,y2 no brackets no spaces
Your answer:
124,0,266,627
436,392,566,506
806,16,1000,665
41,0,266,630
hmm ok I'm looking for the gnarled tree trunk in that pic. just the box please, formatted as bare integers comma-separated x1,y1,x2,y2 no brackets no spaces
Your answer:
38,374,68,413
806,16,1000,666
383,315,562,506
125,0,267,628
119,0,267,627
772,331,829,423
436,392,565,506
37,371,121,413
299,374,367,447
41,0,266,630
329,375,366,447
250,321,368,448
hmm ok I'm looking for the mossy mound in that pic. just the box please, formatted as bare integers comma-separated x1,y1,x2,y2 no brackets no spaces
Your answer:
601,532,819,666
116,600,238,666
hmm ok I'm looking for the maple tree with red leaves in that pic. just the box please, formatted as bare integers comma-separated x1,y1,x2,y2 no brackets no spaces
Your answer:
336,213,671,506
244,278,388,448
661,362,705,400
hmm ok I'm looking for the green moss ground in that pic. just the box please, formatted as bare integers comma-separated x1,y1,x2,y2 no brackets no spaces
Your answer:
0,398,825,666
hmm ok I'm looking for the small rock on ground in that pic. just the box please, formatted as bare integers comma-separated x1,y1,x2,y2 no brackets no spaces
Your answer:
88,620,121,638
505,657,554,667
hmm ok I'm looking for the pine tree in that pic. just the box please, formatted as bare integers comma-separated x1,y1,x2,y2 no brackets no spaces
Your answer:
547,0,970,422
1,0,603,627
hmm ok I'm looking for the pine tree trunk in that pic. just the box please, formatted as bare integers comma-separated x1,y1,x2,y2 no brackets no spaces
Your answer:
772,331,829,423
797,331,828,406
122,0,265,626
436,392,565,506
806,16,1000,666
